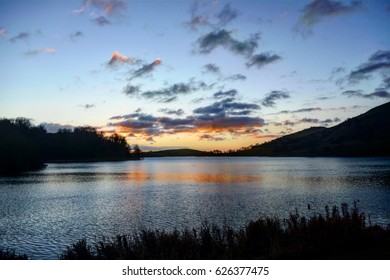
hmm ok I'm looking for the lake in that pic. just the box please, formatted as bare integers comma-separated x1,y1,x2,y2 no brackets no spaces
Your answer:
1,157,390,259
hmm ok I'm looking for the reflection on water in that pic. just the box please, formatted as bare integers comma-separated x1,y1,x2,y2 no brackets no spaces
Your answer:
0,157,389,259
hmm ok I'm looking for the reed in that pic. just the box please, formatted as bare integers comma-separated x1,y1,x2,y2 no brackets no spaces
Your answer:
59,203,390,260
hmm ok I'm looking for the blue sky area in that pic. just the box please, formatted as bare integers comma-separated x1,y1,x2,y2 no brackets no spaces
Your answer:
1,0,389,151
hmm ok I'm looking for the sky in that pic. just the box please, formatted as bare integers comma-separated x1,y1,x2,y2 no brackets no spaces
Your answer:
1,0,389,151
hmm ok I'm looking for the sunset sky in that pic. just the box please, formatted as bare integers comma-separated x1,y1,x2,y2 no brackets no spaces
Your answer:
1,0,389,151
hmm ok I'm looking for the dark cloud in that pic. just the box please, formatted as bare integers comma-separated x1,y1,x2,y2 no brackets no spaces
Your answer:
196,29,260,57
158,108,185,116
246,52,281,68
203,63,220,74
295,0,362,36
225,74,247,81
70,31,83,40
137,80,210,103
123,85,141,96
342,89,390,99
217,3,238,26
261,90,290,107
193,97,259,115
10,32,30,42
200,134,225,141
348,50,390,82
213,89,238,99
130,58,161,80
80,104,95,109
93,16,111,26
273,107,322,115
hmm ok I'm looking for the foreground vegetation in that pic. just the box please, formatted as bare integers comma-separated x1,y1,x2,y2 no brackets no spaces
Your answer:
57,203,390,260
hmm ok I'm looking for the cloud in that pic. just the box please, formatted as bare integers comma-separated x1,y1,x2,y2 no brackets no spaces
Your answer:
213,89,238,99
107,50,132,67
273,107,322,115
24,48,56,56
93,16,111,26
217,3,238,26
10,32,30,42
0,28,6,37
79,104,95,109
130,58,161,80
123,85,141,96
347,50,390,83
261,90,290,107
295,0,362,36
185,1,210,31
108,99,264,140
132,79,210,103
225,74,247,81
200,134,225,141
158,108,185,116
342,89,390,99
196,29,260,57
82,0,126,15
70,31,83,40
202,63,220,74
193,97,259,115
246,52,281,68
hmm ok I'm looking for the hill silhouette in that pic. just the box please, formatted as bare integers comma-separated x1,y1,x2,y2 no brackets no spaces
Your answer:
243,101,390,157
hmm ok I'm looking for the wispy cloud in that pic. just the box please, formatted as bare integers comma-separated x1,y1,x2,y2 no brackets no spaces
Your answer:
136,80,210,103
93,16,111,26
79,104,95,109
342,89,390,99
10,31,30,42
24,48,56,56
262,90,290,107
272,107,322,115
225,74,247,81
246,52,281,68
70,31,83,41
130,58,161,80
185,1,211,31
0,28,6,37
199,134,225,141
295,0,363,36
213,89,238,99
217,3,238,26
158,108,185,116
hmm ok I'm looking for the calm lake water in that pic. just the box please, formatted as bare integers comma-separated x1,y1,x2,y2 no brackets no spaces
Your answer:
1,157,390,259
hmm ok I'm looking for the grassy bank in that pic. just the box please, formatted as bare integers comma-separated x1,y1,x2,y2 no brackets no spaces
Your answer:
2,203,389,260
60,203,390,260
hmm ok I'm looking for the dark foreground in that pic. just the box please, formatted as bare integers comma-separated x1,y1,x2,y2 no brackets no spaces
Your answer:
1,203,389,260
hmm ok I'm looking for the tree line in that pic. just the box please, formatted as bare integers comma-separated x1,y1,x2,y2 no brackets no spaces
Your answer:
0,118,141,174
